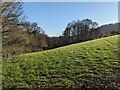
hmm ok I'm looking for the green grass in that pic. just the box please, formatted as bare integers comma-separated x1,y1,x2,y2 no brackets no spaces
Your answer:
2,35,120,89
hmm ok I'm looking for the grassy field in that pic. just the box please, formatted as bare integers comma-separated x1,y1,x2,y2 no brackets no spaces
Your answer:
2,35,120,89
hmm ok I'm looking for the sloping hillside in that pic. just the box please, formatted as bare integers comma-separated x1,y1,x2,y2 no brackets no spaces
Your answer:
2,35,120,89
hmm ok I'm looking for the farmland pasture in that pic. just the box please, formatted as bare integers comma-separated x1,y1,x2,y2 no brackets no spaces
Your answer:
2,35,120,89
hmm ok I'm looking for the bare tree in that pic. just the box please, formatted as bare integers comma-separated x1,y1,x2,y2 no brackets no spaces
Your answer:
63,19,99,42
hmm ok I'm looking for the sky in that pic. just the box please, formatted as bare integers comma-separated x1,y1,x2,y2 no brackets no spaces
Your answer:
23,2,118,36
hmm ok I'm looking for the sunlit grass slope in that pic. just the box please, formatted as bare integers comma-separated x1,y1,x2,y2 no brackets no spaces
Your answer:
3,35,120,89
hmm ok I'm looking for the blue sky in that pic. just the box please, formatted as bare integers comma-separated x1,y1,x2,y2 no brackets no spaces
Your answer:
23,2,118,36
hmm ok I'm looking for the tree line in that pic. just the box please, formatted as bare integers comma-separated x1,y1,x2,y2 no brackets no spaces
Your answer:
1,2,119,58
1,2,48,58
